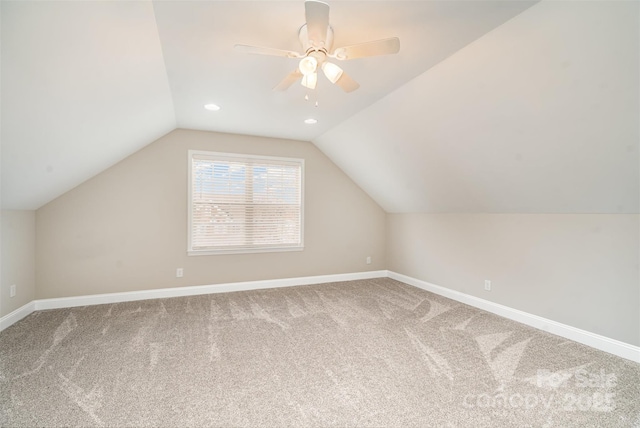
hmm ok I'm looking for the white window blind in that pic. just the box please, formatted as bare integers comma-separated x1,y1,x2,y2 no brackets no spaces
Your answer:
188,151,304,255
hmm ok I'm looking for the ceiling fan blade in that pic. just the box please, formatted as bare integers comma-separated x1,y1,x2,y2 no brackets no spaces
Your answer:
235,44,301,58
273,69,303,91
305,0,330,49
334,71,359,93
331,37,400,60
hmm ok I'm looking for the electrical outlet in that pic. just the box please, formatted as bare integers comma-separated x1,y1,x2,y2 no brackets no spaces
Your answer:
366,256,372,265
484,280,491,291
10,284,16,297
176,268,184,278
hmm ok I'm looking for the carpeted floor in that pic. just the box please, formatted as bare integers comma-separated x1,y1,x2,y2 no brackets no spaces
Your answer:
1,278,639,427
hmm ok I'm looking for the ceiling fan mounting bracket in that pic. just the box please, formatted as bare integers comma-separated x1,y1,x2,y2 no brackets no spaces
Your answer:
299,24,334,54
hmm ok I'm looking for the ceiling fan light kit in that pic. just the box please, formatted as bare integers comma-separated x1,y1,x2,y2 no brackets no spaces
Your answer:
321,61,343,84
235,0,400,94
298,55,319,75
301,72,318,90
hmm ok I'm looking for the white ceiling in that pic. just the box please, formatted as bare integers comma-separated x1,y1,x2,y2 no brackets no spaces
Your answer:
1,0,536,210
1,1,176,210
152,0,536,140
316,0,640,213
2,1,637,214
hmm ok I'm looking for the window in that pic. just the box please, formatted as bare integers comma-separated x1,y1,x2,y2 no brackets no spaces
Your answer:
188,150,304,255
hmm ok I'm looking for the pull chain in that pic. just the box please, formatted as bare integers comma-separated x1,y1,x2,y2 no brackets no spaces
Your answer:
304,88,320,107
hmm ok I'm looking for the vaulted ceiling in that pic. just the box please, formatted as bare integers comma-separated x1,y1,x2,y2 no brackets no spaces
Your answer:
2,0,638,213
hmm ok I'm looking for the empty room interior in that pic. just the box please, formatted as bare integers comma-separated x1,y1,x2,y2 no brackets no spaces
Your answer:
1,0,639,426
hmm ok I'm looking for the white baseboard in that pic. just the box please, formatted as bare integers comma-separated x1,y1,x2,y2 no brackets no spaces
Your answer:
32,270,388,311
0,301,36,331
387,271,640,364
1,271,383,331
2,270,638,364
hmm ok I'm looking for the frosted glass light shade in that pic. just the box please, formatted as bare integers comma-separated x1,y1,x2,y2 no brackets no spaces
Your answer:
322,62,343,84
301,72,317,89
298,56,318,75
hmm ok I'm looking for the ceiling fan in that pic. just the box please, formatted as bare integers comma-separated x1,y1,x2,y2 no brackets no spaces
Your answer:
235,0,400,93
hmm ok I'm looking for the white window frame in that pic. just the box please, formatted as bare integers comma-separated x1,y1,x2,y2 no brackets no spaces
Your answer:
187,150,304,256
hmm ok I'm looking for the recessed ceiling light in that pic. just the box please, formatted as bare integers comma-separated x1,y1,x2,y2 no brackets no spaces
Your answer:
304,118,317,125
204,103,221,111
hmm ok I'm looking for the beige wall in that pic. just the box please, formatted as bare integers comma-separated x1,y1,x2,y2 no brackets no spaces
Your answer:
386,213,640,346
1,210,36,317
36,129,386,299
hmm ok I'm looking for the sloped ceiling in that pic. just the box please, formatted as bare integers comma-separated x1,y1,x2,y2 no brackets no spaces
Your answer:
3,1,637,214
315,0,639,213
1,1,176,210
1,0,537,210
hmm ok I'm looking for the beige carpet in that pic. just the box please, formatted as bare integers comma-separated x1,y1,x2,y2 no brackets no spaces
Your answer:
1,278,639,427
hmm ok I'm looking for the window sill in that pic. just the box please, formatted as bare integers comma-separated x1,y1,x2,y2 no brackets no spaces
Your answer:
188,246,304,256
